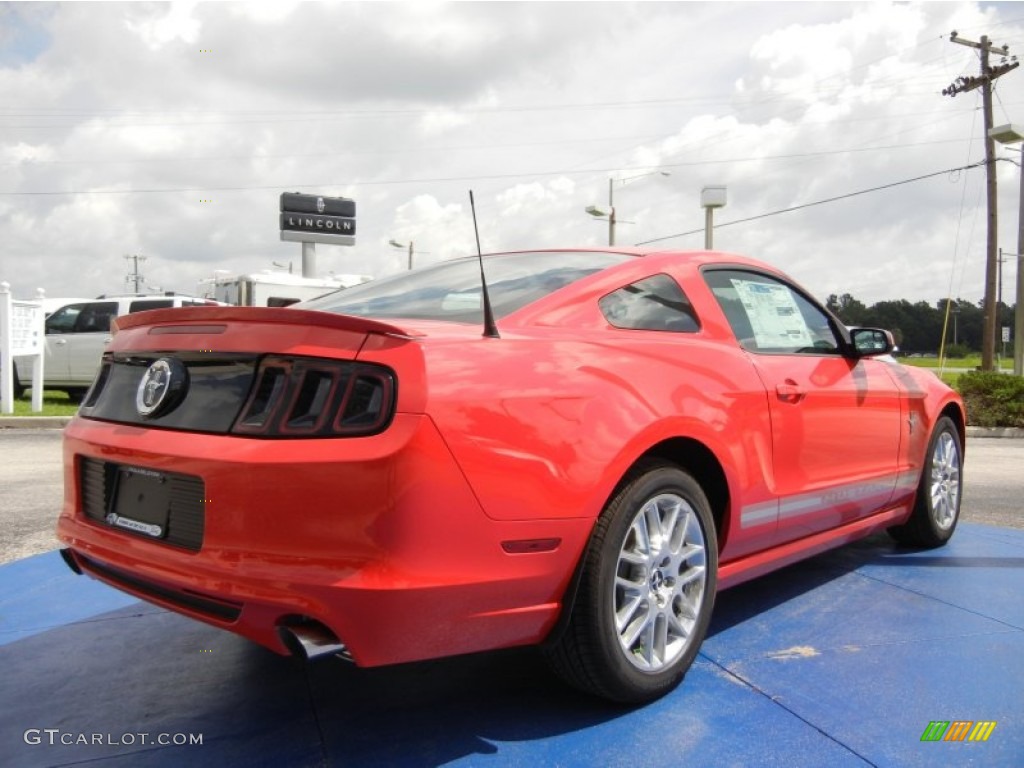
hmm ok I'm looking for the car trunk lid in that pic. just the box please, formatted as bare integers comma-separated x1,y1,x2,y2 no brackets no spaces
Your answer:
79,307,426,435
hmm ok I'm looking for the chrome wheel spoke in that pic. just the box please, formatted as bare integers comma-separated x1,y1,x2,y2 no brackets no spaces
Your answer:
620,549,647,566
633,512,652,556
668,605,693,639
651,615,668,665
676,565,705,591
615,577,645,631
676,541,704,564
643,501,662,551
623,608,653,650
661,504,681,549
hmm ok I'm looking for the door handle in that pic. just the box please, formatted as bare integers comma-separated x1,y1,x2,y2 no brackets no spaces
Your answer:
776,379,805,402
103,337,112,344
55,339,67,346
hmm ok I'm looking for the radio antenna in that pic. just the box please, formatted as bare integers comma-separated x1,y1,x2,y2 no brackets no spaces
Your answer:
469,190,500,339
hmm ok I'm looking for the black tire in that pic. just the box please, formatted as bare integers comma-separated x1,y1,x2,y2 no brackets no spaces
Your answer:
0,365,25,401
544,462,717,704
888,416,962,548
12,365,25,399
65,388,88,404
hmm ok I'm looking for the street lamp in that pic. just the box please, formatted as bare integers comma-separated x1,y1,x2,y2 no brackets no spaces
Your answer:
701,186,727,250
387,239,411,272
585,171,670,246
385,239,430,272
990,123,1024,376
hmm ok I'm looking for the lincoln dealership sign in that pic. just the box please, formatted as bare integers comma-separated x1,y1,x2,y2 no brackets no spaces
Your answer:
279,192,356,246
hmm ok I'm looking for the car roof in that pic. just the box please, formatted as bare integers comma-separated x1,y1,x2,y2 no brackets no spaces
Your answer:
485,247,784,274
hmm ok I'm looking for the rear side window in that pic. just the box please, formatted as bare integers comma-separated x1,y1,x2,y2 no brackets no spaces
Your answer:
129,299,174,312
599,274,700,332
72,302,118,334
302,251,633,322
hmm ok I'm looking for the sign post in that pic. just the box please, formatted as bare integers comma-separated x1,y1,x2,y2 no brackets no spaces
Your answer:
0,282,45,413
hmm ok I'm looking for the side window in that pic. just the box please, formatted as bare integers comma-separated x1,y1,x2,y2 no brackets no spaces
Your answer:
704,270,840,354
72,302,119,334
129,299,173,312
599,274,700,332
45,304,86,334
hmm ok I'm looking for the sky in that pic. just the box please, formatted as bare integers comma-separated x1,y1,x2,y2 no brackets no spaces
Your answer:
1,0,1023,307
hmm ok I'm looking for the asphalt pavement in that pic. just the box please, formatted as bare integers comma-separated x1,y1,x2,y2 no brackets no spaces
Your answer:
0,429,65,564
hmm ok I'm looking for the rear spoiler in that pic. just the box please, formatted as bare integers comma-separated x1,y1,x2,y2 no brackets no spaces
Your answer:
113,306,423,339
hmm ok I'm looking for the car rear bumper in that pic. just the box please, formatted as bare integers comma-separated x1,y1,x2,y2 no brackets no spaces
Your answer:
57,414,591,666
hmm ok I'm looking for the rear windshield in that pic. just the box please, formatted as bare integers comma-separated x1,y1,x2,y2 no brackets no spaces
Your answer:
300,251,633,322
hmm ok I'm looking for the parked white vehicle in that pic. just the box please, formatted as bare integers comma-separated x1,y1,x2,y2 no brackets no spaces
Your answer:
13,294,222,401
197,270,372,307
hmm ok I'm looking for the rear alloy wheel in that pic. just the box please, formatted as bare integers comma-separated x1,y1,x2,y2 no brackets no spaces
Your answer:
888,416,962,548
545,463,717,703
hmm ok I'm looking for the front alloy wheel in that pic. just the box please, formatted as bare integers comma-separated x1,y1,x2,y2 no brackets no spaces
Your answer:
888,415,963,548
927,429,961,532
545,462,717,703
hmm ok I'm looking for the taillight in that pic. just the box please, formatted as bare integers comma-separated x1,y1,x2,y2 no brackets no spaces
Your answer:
232,356,395,437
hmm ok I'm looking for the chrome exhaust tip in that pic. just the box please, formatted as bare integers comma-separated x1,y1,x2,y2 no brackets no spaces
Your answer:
60,548,83,575
277,619,351,662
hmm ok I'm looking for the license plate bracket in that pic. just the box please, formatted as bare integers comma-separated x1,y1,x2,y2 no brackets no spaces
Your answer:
107,466,170,539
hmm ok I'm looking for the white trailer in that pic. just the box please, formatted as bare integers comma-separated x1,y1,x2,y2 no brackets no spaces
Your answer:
197,271,372,307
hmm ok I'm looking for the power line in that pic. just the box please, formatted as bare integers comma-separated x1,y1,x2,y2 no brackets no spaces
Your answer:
634,160,989,246
0,132,670,168
0,148,994,197
0,135,978,177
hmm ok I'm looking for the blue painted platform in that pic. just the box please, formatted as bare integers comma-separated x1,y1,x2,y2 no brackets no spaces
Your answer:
1,523,1021,767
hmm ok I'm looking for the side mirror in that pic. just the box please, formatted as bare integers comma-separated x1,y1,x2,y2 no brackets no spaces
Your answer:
849,327,896,357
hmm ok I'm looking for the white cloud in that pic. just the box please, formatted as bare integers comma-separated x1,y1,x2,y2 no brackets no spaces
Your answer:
124,1,201,50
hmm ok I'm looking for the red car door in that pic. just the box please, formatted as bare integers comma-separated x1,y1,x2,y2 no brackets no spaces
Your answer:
704,268,902,545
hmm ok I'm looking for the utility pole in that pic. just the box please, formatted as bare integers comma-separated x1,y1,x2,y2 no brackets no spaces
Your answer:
124,254,147,294
943,32,1018,371
998,249,1007,308
607,178,617,247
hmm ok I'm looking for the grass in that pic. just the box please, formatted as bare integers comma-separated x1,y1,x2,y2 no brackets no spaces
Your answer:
2,390,81,417
901,355,1013,387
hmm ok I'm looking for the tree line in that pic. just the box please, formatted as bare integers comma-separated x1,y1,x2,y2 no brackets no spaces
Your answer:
825,294,1017,356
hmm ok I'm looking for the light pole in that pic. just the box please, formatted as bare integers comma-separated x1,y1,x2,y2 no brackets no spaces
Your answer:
387,239,415,272
701,186,727,249
585,171,670,246
990,123,1024,375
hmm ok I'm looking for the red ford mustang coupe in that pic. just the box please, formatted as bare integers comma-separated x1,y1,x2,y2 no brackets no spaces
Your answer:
57,249,965,703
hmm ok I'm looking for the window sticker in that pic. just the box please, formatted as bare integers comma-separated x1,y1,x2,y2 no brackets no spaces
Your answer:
730,278,812,348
